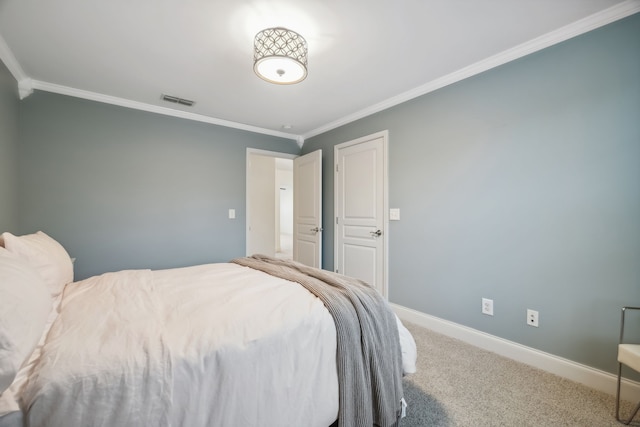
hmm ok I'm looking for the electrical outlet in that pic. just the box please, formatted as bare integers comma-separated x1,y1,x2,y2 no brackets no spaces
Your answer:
527,309,539,327
482,298,494,316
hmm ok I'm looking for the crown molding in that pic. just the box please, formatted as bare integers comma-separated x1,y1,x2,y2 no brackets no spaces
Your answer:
3,2,637,144
18,78,34,99
30,81,300,141
1,29,298,141
303,1,640,140
0,37,299,141
0,33,34,99
0,32,26,81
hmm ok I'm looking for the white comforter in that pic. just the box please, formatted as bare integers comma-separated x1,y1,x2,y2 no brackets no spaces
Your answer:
18,263,416,427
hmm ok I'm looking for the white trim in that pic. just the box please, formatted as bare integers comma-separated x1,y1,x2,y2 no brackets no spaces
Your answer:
383,131,389,299
302,1,640,140
0,33,27,81
3,2,638,141
246,148,298,160
18,78,34,100
0,33,33,99
334,130,389,298
392,303,640,402
28,80,300,141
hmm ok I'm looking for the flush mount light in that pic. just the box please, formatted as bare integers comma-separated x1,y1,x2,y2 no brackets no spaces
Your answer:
253,27,308,85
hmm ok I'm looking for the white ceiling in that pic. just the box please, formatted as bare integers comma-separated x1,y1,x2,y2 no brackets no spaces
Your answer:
0,0,638,143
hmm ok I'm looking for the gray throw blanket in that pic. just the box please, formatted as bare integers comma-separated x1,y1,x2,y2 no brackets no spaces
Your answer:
231,255,404,427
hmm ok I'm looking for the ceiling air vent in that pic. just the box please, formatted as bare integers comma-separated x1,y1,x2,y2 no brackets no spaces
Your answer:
161,94,195,107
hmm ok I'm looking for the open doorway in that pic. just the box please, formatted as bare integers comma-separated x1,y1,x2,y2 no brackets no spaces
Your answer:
246,149,295,259
275,158,293,259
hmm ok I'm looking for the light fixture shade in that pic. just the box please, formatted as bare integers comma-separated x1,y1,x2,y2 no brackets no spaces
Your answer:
254,27,308,85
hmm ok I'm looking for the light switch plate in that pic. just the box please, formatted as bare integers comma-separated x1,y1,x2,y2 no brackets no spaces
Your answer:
390,208,400,221
229,209,236,219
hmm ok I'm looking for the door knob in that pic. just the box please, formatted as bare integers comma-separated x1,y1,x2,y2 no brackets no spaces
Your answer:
311,227,324,234
370,229,382,237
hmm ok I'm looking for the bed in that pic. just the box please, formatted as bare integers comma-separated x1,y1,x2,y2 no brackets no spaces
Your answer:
0,231,416,427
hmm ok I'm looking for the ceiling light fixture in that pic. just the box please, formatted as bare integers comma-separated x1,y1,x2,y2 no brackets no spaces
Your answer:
253,27,308,85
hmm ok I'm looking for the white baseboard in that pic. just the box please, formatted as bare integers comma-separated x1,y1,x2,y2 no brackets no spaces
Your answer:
392,303,640,402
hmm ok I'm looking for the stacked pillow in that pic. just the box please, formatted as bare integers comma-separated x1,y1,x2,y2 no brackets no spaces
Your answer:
1,232,74,299
0,232,74,398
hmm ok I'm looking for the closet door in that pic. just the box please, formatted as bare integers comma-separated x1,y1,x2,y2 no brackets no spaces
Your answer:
335,132,388,297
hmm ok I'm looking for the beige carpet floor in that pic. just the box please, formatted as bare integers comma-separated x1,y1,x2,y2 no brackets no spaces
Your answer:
400,321,638,427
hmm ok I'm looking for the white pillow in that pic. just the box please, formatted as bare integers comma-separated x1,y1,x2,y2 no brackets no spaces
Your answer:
1,232,73,298
0,252,51,394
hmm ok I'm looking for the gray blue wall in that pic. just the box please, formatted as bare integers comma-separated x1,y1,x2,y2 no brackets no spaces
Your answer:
16,92,300,279
0,61,19,231
302,13,640,374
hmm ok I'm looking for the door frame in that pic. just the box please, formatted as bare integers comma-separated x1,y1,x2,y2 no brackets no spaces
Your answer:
245,148,297,257
334,130,389,298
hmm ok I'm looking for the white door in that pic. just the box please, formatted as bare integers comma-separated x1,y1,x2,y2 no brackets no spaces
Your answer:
335,131,388,297
293,150,322,268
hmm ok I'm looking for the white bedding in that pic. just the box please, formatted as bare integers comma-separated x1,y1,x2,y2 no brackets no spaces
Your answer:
16,262,416,427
